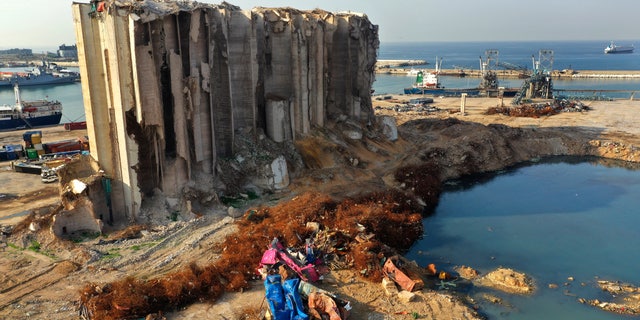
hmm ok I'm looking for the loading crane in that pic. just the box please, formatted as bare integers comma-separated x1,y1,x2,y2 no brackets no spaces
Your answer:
512,49,554,104
496,61,530,78
479,49,499,92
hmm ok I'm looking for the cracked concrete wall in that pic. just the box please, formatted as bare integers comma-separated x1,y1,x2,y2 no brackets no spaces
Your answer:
72,1,378,220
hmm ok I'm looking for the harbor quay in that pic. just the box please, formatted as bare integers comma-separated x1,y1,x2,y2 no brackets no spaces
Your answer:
376,60,640,79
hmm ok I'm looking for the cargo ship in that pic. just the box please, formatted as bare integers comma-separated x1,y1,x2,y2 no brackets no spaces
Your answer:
604,41,634,54
0,61,80,87
0,84,63,131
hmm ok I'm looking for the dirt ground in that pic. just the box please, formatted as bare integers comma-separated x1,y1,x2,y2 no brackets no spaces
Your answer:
1,95,640,319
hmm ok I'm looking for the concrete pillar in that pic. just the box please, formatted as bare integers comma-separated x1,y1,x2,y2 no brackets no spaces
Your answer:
460,93,467,115
265,99,291,142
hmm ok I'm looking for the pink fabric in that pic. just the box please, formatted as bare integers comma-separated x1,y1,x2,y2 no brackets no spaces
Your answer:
260,248,278,265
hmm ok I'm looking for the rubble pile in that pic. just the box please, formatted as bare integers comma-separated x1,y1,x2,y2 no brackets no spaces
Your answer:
486,99,590,118
474,267,535,294
79,182,433,318
581,280,640,315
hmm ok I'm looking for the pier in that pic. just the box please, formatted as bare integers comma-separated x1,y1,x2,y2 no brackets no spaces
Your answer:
376,62,640,80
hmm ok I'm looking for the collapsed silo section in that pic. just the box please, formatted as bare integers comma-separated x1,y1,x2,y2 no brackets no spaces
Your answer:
72,0,379,222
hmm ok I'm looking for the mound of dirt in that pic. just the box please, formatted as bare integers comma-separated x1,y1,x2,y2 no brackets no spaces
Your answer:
475,267,535,294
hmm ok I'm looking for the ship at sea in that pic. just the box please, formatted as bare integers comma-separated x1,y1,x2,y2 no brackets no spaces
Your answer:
0,84,63,131
0,60,80,87
604,41,634,54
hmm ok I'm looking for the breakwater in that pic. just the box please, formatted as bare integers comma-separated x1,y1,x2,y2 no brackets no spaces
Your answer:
376,60,640,79
377,65,640,79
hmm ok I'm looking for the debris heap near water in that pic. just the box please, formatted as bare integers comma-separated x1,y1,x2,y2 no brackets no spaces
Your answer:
486,99,590,118
78,159,442,320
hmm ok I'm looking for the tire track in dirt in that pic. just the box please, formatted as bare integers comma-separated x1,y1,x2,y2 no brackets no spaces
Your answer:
91,216,236,278
0,261,77,310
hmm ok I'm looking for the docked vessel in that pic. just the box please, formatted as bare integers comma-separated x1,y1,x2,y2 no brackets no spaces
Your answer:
0,61,80,87
0,84,63,131
404,54,520,97
404,58,481,96
604,41,634,54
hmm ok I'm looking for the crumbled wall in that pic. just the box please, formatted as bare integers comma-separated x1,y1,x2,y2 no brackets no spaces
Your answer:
52,198,103,237
72,0,378,221
55,156,113,233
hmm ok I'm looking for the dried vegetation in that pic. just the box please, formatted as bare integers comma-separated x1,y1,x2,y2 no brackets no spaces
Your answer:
79,164,442,319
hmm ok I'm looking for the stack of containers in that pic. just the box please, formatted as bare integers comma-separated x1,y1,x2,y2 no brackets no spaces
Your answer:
23,130,43,160
32,132,45,157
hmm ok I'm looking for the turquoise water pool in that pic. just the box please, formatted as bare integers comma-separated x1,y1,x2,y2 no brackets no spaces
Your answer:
406,157,640,319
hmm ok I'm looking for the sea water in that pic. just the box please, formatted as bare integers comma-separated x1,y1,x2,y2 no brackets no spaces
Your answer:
379,40,640,71
405,156,640,319
0,67,85,124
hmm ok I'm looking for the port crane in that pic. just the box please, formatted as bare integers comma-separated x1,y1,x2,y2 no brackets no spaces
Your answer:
512,49,554,104
479,49,499,92
496,61,529,78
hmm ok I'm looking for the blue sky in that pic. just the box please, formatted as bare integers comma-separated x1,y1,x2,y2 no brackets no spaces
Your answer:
1,0,638,51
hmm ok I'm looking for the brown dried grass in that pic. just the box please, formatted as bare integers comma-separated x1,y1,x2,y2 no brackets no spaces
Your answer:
394,163,442,213
80,183,435,318
486,105,559,118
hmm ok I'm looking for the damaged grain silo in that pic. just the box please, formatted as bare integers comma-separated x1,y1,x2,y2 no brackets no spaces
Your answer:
71,0,379,224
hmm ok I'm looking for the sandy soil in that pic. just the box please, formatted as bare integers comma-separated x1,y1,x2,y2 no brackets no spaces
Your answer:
0,126,88,224
1,96,640,319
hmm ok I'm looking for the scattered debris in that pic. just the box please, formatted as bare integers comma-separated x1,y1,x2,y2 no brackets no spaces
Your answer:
486,99,590,118
581,280,640,315
455,265,480,280
78,189,427,319
382,255,425,292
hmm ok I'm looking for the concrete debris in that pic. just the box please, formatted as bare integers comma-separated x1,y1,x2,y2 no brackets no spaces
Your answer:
397,290,416,303
227,206,244,218
69,179,87,194
381,276,399,296
579,279,640,315
378,115,398,141
455,265,480,280
474,267,534,294
28,222,40,232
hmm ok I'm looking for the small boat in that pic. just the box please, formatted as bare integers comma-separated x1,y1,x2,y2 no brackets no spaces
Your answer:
604,41,634,54
0,84,63,131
